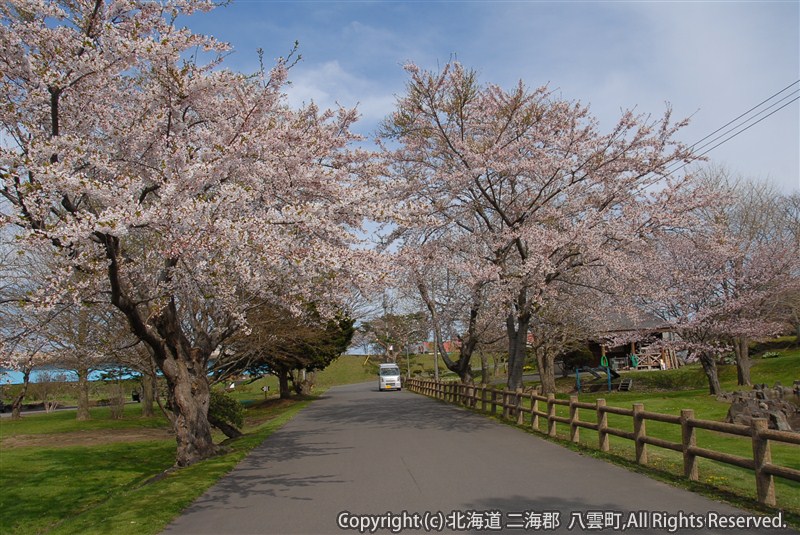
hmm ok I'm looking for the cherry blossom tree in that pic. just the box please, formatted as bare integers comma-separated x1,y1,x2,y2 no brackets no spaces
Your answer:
359,309,428,364
395,230,503,384
381,62,705,390
0,236,59,419
633,215,796,395
1,1,377,466
694,169,800,385
776,193,800,342
528,285,607,394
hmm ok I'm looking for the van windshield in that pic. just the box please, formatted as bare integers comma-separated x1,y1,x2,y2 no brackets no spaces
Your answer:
380,368,400,376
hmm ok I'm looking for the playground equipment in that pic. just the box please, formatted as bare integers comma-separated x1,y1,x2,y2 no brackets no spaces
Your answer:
575,355,621,392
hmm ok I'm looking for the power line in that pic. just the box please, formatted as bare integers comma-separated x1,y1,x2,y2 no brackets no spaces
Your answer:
693,95,799,160
665,79,800,177
688,79,799,152
689,89,799,156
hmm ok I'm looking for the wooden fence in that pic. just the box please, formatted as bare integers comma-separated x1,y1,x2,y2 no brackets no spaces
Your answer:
405,378,800,507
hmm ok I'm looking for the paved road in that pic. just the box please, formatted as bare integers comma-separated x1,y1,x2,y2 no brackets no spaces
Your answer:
163,382,794,534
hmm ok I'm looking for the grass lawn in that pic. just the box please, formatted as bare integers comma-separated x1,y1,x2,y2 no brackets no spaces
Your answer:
0,400,311,535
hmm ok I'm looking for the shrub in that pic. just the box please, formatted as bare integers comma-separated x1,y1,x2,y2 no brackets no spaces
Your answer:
209,390,244,429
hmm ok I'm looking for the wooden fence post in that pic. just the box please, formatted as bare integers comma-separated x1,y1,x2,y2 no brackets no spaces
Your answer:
681,409,698,481
752,418,776,506
569,395,580,443
633,403,647,465
597,399,609,452
491,388,498,416
502,390,510,420
531,393,539,431
547,394,557,437
480,384,487,412
516,388,524,425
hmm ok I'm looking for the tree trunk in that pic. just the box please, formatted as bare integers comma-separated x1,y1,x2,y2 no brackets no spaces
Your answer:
734,336,751,387
417,277,467,380
208,413,243,439
105,238,217,467
276,368,292,399
506,309,531,391
699,352,722,395
478,349,490,384
76,367,91,421
161,348,218,467
290,370,314,396
140,371,156,418
10,369,31,420
536,352,557,395
452,303,481,384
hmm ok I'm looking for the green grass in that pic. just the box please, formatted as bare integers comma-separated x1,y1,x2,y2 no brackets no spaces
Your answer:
0,398,311,535
564,352,800,515
0,404,170,436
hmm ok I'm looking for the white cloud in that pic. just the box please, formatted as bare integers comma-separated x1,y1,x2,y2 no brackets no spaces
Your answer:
285,60,397,133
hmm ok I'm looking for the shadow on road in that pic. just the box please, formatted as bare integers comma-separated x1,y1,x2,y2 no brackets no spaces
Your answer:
300,387,496,433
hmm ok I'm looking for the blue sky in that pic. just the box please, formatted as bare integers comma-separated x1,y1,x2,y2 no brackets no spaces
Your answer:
185,0,799,193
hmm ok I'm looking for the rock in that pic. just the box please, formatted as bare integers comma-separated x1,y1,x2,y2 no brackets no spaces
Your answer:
724,391,799,432
768,411,793,432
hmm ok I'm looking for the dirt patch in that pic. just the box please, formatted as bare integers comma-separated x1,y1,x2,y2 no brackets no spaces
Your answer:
2,428,175,448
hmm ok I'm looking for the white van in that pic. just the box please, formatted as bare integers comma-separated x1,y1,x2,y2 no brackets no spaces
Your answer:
378,363,402,391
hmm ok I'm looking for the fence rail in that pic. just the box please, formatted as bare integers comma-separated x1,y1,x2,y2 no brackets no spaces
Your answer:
405,378,800,507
